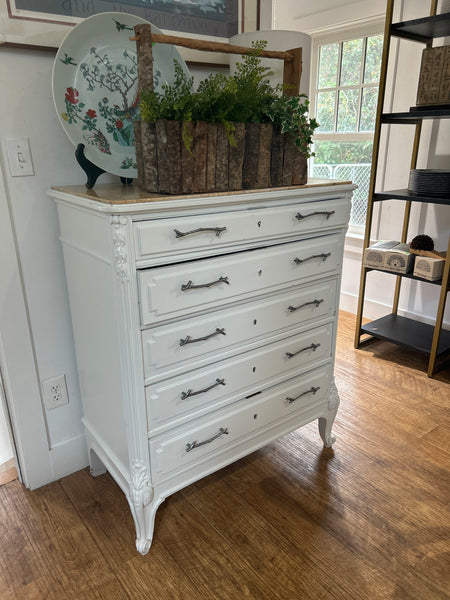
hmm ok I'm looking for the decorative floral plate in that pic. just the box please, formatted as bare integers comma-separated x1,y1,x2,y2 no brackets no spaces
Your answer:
52,12,189,179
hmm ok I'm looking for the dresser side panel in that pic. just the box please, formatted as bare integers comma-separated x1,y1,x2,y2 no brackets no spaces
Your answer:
57,204,130,473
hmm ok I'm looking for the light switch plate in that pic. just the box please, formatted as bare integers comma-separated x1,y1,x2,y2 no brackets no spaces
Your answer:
4,136,35,177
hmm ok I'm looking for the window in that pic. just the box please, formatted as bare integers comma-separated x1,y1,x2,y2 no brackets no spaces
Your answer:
310,28,383,231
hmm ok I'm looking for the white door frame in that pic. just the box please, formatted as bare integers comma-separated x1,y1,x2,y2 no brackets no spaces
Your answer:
0,154,53,490
0,370,14,465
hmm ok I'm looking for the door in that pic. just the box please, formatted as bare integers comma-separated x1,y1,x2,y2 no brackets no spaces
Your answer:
0,373,13,466
0,155,52,489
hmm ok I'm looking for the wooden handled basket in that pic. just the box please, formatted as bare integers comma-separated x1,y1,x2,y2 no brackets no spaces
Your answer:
132,25,306,195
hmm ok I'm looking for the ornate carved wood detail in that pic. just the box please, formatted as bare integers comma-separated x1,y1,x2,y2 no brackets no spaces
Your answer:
328,380,340,411
130,461,153,508
111,216,129,281
128,462,154,555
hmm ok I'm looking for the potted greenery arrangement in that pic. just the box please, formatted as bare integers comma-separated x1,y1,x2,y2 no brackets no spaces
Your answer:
134,41,319,194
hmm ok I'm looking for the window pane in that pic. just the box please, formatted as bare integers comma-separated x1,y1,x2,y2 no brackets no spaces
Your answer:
318,43,339,88
359,87,378,131
340,38,363,86
337,89,359,132
313,140,374,164
364,35,383,83
312,140,374,227
316,91,336,132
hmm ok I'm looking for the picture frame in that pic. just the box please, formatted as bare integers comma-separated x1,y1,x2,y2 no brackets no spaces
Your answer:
0,0,245,53
0,0,73,50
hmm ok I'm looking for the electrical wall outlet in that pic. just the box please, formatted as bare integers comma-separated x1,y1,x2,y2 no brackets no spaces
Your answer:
42,375,69,410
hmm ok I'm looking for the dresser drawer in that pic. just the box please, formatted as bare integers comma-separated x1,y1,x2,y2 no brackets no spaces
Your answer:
142,279,337,382
138,234,343,325
134,197,350,262
148,364,332,484
146,323,333,434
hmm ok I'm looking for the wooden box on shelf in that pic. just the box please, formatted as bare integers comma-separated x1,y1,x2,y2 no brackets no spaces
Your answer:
363,241,414,274
413,255,445,280
412,249,446,281
416,45,450,106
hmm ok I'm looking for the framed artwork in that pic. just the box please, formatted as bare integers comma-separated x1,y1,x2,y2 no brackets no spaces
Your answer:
1,0,241,50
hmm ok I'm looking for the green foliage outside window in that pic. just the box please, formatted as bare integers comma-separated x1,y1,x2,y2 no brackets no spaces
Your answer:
315,35,383,135
313,34,382,227
314,140,374,165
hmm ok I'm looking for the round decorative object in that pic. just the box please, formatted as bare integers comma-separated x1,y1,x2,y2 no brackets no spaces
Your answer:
52,12,189,179
410,234,434,251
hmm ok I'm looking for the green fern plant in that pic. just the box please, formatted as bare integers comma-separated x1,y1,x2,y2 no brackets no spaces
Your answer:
139,41,318,157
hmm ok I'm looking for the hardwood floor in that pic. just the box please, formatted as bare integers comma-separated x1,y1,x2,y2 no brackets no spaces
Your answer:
0,459,17,486
0,311,448,600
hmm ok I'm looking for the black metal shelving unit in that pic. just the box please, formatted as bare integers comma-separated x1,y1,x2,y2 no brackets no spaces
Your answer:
390,12,450,41
365,267,445,286
354,1,450,377
361,314,450,356
373,189,450,204
381,109,450,122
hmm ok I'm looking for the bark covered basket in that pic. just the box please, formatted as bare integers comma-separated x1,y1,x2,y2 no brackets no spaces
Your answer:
132,25,307,195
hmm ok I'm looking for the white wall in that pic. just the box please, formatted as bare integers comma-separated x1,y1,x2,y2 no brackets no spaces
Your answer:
0,47,92,479
273,0,386,32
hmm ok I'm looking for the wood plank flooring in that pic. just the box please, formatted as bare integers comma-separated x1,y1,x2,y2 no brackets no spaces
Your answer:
0,311,448,600
0,459,17,486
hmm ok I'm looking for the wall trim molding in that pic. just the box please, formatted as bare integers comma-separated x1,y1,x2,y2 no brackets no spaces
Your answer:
340,291,450,330
50,433,88,481
306,14,385,37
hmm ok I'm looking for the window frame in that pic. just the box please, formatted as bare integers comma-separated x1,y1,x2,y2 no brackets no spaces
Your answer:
309,19,384,240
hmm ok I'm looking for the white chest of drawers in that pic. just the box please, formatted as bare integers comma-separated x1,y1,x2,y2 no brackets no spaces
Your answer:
50,180,353,555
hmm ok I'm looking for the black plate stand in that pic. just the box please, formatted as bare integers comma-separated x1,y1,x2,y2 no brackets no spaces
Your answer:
75,144,133,189
75,144,105,189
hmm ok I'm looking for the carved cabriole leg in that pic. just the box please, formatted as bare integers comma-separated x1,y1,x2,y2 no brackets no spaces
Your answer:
127,462,155,555
318,380,340,448
132,499,161,555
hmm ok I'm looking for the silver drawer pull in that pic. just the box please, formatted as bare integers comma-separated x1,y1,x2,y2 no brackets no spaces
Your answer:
295,210,335,221
286,386,320,404
286,343,320,358
186,427,229,453
293,253,331,265
180,327,226,346
288,298,324,312
174,226,227,238
181,378,226,401
181,276,230,292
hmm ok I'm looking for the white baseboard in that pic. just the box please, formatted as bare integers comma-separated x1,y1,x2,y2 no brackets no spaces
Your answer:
339,291,450,329
339,292,391,320
0,451,14,467
338,292,359,315
50,433,88,481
